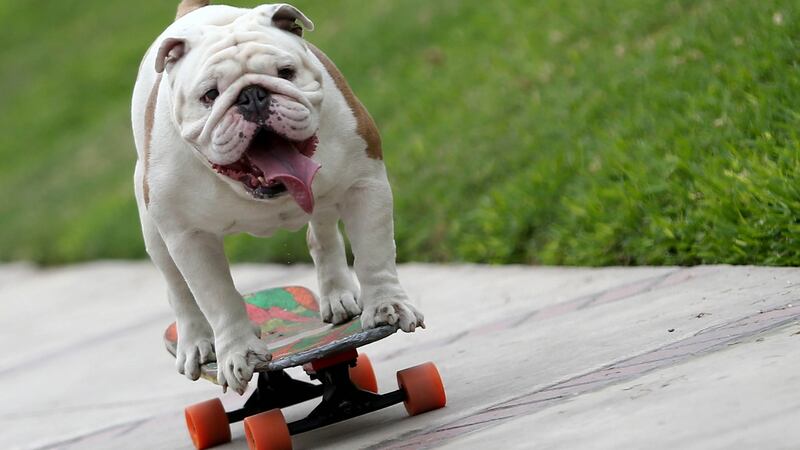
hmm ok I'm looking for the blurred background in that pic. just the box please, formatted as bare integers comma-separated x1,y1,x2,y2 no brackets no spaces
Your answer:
0,0,797,267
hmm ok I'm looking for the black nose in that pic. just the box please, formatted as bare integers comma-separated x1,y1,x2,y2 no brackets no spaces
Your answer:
237,85,270,121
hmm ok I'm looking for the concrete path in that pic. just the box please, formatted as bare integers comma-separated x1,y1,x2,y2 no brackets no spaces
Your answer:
1,262,798,450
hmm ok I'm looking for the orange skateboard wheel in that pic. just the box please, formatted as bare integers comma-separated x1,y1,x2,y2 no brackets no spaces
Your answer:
184,398,231,450
349,353,379,393
396,362,447,416
244,409,292,450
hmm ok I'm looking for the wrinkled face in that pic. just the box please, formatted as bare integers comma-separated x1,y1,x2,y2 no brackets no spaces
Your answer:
164,7,324,213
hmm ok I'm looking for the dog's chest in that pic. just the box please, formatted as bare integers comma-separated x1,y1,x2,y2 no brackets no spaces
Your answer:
208,176,346,237
220,199,317,236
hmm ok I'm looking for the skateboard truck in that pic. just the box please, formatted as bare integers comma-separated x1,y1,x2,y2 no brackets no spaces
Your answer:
185,349,446,450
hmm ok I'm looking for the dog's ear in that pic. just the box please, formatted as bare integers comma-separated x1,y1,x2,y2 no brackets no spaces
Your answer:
270,4,314,37
176,0,210,20
155,37,187,73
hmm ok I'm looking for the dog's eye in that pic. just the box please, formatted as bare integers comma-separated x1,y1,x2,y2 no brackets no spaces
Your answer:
277,67,296,80
201,88,219,104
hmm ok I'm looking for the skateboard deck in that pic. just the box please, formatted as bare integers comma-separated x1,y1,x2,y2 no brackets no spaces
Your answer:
164,286,397,383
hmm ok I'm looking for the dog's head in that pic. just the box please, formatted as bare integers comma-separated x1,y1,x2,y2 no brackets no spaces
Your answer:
156,4,322,213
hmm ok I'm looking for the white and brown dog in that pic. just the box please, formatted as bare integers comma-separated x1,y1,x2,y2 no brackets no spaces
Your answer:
131,0,423,394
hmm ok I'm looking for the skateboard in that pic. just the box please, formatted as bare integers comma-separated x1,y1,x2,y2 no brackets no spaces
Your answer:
164,286,446,450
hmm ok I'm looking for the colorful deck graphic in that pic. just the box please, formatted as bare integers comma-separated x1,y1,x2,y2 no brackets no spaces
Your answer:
164,286,397,382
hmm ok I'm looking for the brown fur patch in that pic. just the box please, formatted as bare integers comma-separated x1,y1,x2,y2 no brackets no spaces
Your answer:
176,0,210,20
142,73,163,207
308,44,383,160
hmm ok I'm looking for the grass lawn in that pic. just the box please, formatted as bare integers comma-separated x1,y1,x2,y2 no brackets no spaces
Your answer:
0,0,798,265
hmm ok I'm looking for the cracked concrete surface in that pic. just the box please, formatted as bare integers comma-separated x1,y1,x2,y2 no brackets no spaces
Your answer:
0,263,798,449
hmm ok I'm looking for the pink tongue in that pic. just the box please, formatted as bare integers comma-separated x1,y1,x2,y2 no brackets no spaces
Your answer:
248,135,321,214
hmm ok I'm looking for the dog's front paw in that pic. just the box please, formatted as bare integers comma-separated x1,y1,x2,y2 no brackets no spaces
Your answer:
175,319,216,381
361,297,425,332
320,287,362,324
214,330,271,395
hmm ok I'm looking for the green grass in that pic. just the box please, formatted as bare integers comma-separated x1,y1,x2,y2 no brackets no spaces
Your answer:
1,0,798,265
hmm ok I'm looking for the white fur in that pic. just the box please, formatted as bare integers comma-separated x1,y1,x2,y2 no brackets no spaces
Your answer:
131,3,423,394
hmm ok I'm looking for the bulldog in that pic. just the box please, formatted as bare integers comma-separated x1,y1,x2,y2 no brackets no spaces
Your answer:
131,0,423,394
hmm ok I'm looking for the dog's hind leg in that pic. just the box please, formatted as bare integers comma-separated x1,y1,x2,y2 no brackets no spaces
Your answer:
307,209,362,324
140,212,215,381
